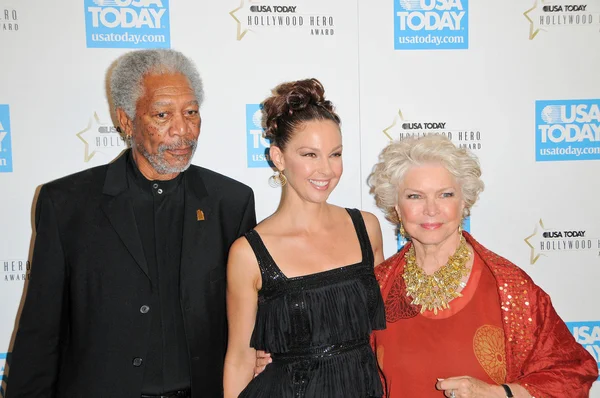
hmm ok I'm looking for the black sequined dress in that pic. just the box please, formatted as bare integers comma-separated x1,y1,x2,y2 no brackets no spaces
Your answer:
239,208,385,398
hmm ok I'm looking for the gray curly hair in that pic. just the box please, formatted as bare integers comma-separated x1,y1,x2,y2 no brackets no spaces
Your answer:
110,49,204,120
367,134,484,224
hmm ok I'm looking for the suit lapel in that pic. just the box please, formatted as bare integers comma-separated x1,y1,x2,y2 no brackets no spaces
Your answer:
100,150,150,279
101,195,150,278
181,167,211,274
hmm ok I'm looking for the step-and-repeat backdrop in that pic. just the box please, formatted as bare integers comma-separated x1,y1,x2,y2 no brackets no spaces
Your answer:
1,0,599,395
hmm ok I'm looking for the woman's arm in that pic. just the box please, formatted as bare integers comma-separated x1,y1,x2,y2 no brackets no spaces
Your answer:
512,286,598,397
436,377,532,398
361,211,385,266
223,237,261,398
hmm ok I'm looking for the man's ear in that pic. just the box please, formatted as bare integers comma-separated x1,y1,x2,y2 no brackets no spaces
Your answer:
116,108,134,138
269,145,285,171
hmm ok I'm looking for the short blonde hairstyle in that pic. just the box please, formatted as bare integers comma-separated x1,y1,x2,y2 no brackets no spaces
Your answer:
368,135,484,224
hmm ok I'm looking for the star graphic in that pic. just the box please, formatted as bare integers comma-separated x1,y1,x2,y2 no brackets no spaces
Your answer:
383,109,405,141
230,0,250,41
524,219,547,264
76,112,108,162
524,0,545,40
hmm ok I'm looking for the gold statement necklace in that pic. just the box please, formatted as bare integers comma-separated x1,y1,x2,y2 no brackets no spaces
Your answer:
403,235,471,315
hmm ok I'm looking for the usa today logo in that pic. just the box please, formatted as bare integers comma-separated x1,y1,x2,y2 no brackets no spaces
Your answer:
566,321,600,380
246,104,271,168
1,352,9,397
0,105,13,173
535,99,600,161
393,0,468,50
84,0,170,48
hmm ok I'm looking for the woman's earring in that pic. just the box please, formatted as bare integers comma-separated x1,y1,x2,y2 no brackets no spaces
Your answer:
268,170,287,188
399,220,406,238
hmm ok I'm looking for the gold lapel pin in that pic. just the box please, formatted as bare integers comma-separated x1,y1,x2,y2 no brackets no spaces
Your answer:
196,209,205,221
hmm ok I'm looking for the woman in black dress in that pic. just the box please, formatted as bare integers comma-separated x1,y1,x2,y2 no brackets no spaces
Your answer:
223,78,385,397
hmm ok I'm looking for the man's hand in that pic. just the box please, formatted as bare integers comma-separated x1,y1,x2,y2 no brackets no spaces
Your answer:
254,350,272,377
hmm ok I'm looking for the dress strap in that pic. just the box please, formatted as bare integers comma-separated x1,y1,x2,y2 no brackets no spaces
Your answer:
244,229,285,291
345,208,374,267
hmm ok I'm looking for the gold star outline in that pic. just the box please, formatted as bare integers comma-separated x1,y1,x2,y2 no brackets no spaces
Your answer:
524,219,546,264
76,112,102,163
230,0,249,41
524,0,544,40
383,109,405,141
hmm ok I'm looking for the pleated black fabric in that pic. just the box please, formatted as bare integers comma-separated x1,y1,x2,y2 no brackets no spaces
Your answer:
240,208,385,398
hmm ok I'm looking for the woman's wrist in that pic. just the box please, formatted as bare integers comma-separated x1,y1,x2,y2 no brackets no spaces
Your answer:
491,384,510,398
507,383,533,398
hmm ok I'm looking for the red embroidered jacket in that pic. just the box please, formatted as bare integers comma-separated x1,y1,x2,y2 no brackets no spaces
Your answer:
373,232,598,397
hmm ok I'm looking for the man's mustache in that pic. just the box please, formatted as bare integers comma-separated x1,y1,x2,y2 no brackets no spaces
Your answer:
157,138,198,153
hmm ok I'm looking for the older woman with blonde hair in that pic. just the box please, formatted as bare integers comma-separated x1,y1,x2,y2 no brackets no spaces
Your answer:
369,134,598,398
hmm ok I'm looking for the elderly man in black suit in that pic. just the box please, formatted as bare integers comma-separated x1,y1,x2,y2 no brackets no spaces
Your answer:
6,49,256,398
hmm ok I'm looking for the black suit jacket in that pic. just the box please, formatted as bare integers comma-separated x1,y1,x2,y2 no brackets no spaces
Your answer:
6,151,256,398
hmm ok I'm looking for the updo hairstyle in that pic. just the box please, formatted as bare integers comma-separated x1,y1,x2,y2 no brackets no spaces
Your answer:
261,78,341,150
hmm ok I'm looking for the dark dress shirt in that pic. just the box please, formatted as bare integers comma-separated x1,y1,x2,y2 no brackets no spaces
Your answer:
127,153,190,393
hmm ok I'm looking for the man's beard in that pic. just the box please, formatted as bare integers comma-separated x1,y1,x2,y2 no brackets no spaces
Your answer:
135,138,198,175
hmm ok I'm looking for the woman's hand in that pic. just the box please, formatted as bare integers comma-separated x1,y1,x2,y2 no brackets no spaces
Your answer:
436,377,505,398
254,350,272,377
